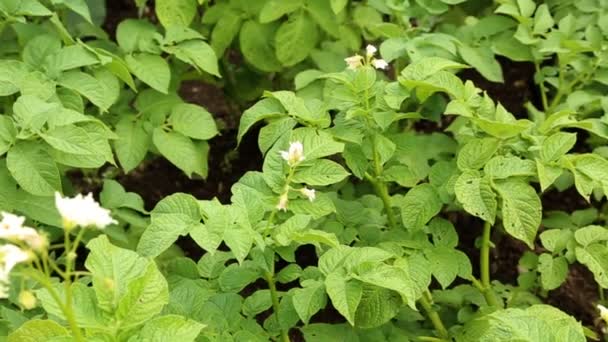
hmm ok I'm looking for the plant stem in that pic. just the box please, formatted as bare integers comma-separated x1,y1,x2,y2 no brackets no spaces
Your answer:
266,271,289,342
365,173,397,230
418,291,449,340
600,285,605,303
480,221,492,287
62,229,84,342
480,221,500,307
534,61,549,111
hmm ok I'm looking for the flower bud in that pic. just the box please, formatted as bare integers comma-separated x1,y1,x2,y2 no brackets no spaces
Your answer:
18,290,37,310
277,193,289,211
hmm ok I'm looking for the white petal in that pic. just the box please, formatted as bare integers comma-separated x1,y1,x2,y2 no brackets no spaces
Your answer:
372,59,388,70
55,192,117,229
366,44,377,56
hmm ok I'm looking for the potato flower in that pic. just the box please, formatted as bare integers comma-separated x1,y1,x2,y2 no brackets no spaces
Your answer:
0,212,47,251
345,44,388,70
0,244,30,298
55,192,117,230
300,188,316,202
280,141,305,167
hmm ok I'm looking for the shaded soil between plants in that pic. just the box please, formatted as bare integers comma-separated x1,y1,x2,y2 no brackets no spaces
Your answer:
66,3,606,339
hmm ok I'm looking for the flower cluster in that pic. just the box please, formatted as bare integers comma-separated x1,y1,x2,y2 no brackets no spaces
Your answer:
0,212,47,298
276,142,316,211
344,44,388,70
55,192,117,230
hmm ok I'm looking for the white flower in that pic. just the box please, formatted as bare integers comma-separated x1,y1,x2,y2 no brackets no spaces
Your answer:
0,244,30,299
300,188,316,202
277,193,289,211
279,141,305,167
598,304,608,324
366,44,377,57
344,55,363,70
55,192,117,229
0,213,47,251
372,59,388,70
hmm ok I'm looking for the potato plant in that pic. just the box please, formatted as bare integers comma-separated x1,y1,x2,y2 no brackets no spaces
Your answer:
0,0,607,341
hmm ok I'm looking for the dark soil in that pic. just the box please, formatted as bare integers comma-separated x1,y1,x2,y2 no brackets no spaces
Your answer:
64,2,607,340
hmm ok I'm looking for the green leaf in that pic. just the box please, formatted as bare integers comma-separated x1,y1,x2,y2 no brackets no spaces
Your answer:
576,244,608,288
275,12,318,66
116,262,169,330
290,128,344,160
536,160,563,192
85,235,149,312
7,143,61,196
538,253,568,290
100,179,146,213
239,21,282,72
457,305,585,342
429,217,458,248
126,53,171,94
45,45,99,71
292,280,327,324
58,71,114,111
134,315,205,341
218,263,261,292
114,117,150,173
210,9,242,56
7,320,69,342
493,180,542,248
306,0,339,37
425,247,471,289
533,4,554,34
330,0,347,13
259,0,303,23
41,125,101,155
116,19,160,53
22,34,61,68
266,91,330,127
12,95,57,131
458,44,503,83
138,193,201,256
237,98,285,145
401,57,468,81
455,171,497,223
540,132,576,162
292,159,349,186
0,60,28,96
36,283,106,328
164,40,220,77
574,225,608,247
155,0,197,28
243,290,273,317
152,128,209,178
325,273,362,326
276,264,303,283
169,103,218,140
457,138,500,170
400,184,442,230
483,156,536,180
354,285,402,328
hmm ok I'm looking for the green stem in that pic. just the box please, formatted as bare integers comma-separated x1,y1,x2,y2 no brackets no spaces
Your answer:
266,271,289,342
418,291,449,340
480,222,491,287
365,173,397,230
480,221,500,307
62,229,84,342
534,61,549,111
600,285,605,303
